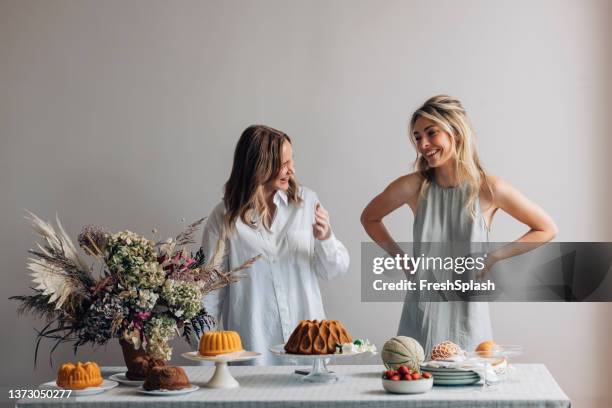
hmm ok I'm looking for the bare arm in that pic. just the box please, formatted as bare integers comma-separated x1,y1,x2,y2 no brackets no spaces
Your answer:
360,174,422,259
480,176,558,275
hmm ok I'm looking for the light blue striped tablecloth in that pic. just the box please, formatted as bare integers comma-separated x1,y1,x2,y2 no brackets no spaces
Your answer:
17,364,571,408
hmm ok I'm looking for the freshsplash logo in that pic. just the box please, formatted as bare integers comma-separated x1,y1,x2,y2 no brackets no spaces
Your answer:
371,277,496,293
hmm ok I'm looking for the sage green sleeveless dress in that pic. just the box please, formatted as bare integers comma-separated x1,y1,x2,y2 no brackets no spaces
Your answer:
398,180,493,357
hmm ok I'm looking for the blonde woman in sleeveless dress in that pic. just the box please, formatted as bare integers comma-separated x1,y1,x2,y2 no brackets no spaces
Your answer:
361,95,557,356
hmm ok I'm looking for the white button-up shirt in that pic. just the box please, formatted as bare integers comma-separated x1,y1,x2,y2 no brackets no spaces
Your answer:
201,187,350,365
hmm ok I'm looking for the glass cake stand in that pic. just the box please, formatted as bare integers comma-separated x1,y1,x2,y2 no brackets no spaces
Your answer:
464,350,506,391
182,350,260,389
496,344,524,383
269,344,371,383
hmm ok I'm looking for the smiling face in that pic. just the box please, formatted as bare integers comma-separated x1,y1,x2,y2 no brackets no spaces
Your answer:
267,139,295,192
412,116,455,168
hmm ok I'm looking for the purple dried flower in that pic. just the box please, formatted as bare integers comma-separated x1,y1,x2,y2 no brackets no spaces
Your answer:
136,311,152,321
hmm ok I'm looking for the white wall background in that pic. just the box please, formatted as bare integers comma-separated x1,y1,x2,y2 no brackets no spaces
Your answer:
1,0,611,406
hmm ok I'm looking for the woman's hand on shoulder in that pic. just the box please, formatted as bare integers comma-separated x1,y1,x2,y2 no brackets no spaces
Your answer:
488,175,558,242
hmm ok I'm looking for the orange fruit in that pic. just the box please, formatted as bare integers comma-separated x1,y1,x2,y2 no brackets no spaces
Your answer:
475,340,499,357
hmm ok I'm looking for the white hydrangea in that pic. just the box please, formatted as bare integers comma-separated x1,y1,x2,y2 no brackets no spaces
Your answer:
105,230,164,290
136,289,159,310
145,315,177,361
161,279,203,320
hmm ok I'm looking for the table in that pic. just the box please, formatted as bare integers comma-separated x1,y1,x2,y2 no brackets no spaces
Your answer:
18,364,571,407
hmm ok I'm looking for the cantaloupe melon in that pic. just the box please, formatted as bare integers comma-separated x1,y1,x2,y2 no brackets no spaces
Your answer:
381,336,424,371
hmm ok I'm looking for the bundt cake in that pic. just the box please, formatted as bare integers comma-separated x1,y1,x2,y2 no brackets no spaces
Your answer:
143,366,191,391
126,355,166,380
199,331,243,356
284,320,352,355
56,362,103,390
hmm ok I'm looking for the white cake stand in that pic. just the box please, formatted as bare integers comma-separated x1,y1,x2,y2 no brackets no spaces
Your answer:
269,344,371,383
182,350,260,389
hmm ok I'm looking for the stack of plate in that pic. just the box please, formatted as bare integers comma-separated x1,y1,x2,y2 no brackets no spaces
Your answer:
420,366,480,386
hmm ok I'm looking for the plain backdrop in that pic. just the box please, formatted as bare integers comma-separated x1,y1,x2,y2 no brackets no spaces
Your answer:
1,1,611,407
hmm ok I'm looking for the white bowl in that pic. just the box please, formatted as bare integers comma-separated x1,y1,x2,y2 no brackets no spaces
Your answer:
382,377,433,394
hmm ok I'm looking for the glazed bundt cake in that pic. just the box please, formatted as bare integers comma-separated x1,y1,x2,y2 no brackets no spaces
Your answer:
143,366,191,391
284,320,352,355
56,362,103,390
199,331,243,356
126,355,166,380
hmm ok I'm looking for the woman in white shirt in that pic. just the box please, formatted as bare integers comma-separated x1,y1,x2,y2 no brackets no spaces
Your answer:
201,124,350,365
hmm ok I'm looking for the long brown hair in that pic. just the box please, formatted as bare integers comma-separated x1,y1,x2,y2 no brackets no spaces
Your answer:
409,95,492,218
223,125,301,232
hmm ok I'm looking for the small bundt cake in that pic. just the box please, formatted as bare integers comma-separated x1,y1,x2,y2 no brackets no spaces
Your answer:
284,320,352,355
56,362,103,390
126,355,166,380
199,331,243,356
143,366,191,391
430,341,463,360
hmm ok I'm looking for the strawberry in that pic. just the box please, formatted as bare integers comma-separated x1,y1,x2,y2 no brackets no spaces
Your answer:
397,365,409,376
402,373,413,381
384,370,395,379
411,372,421,380
422,372,432,379
390,375,401,381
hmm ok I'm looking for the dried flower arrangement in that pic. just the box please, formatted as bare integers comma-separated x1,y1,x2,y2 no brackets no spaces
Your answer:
11,212,257,364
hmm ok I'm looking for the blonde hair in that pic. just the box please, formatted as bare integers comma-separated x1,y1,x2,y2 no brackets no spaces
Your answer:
223,125,302,232
409,95,492,218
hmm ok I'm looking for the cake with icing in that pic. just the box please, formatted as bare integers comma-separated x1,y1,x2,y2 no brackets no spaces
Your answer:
198,331,244,356
56,362,103,390
143,366,191,391
284,320,352,355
